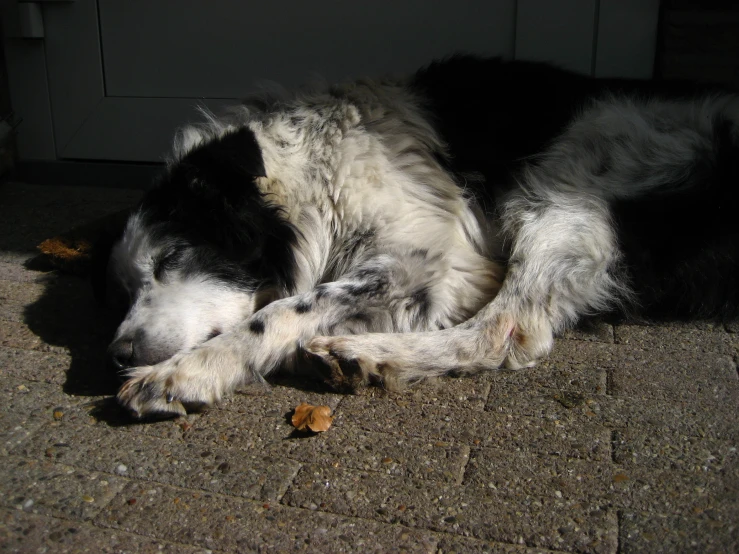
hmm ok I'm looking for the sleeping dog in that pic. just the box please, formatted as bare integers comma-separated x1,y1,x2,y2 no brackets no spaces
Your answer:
105,56,739,418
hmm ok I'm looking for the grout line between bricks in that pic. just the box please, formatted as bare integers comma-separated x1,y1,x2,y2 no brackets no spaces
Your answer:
606,368,615,396
610,430,619,464
93,477,451,547
274,461,303,504
455,444,472,486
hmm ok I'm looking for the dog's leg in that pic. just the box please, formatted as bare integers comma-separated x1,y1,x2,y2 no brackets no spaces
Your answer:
307,189,627,385
116,253,452,417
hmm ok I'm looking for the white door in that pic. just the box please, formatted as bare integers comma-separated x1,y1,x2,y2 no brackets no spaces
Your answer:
3,0,660,164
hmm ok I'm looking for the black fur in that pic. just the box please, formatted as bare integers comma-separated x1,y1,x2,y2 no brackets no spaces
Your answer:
248,318,265,335
141,128,298,291
295,300,313,314
413,55,739,321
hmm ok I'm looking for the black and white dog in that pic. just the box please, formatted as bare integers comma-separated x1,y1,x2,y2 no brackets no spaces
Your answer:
106,56,739,418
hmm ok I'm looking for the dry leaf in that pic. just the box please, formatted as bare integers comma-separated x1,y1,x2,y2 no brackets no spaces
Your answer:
291,403,333,432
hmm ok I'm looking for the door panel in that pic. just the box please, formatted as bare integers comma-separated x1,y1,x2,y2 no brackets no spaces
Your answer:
515,0,597,75
595,0,661,78
42,0,104,154
62,97,231,161
99,0,517,98
3,0,661,164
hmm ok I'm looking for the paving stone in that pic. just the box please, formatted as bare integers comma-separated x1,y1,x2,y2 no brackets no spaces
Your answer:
11,419,114,465
0,377,98,456
486,386,599,420
357,374,493,411
435,533,571,554
486,342,609,399
474,413,611,461
12,394,206,454
15,273,120,355
282,463,618,553
125,413,209,440
0,271,124,397
619,510,739,554
0,346,72,385
0,261,55,283
614,323,738,357
611,464,739,516
178,401,469,484
0,280,46,322
3,182,739,553
0,252,34,265
13,408,300,503
340,395,611,461
184,405,305,453
0,320,58,352
286,427,471,483
521,339,739,405
0,457,127,521
464,448,612,501
307,394,480,443
583,396,739,441
77,431,301,502
95,481,439,553
562,320,615,343
217,380,344,415
0,509,216,553
608,350,739,405
612,427,739,473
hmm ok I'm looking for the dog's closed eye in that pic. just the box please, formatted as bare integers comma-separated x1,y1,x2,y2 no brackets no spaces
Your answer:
153,247,184,281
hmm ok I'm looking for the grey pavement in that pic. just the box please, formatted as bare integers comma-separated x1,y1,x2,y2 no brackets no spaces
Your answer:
0,181,737,553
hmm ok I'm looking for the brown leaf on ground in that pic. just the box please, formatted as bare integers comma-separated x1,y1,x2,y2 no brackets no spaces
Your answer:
34,208,132,275
291,403,333,432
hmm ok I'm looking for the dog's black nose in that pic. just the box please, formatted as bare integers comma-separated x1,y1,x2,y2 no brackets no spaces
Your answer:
108,339,134,370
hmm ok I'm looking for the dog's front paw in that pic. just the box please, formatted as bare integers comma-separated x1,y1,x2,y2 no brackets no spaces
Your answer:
117,365,188,419
116,351,218,419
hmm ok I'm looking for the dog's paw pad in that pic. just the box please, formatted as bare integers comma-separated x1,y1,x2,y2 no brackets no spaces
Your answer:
305,337,402,391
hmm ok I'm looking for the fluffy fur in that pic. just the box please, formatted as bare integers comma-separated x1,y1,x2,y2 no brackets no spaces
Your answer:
105,56,739,418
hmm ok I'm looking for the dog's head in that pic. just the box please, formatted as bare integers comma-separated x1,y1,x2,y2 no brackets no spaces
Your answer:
105,126,298,370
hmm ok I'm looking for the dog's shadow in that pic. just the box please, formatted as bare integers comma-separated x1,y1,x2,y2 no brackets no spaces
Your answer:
21,271,183,426
22,263,124,398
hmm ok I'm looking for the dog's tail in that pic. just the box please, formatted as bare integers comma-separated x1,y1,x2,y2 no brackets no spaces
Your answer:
615,97,739,321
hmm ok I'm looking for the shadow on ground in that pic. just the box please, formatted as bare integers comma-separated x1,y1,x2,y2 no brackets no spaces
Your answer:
22,268,124,397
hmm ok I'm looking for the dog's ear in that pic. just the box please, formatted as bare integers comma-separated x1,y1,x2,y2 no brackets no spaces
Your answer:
157,127,269,224
177,126,266,183
146,127,297,289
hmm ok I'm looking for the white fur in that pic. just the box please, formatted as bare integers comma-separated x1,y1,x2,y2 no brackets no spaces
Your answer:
111,76,738,417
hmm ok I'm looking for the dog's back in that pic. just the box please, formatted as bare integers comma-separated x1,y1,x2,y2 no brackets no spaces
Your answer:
412,55,739,320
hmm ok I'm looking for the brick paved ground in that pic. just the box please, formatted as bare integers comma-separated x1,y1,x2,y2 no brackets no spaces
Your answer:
0,181,737,553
